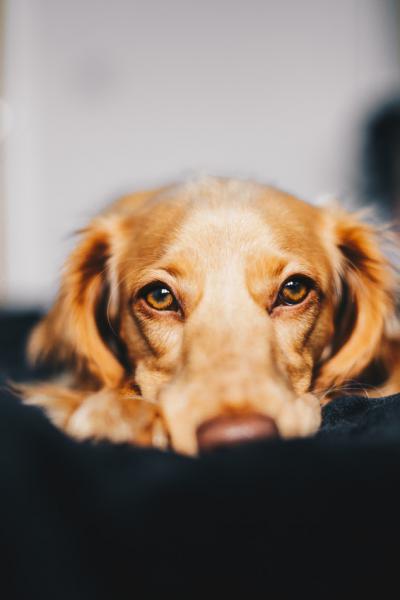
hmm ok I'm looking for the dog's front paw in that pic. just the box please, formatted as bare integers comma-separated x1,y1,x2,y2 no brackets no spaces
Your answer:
275,393,322,438
66,389,168,448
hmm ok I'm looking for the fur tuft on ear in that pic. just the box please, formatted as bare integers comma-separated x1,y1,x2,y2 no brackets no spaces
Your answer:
28,215,126,388
316,207,398,393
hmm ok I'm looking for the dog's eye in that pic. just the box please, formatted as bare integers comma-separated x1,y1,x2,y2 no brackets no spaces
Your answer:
143,284,179,311
278,277,312,305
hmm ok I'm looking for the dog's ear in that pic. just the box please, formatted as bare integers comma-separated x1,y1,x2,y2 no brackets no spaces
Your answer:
316,207,397,391
28,215,126,388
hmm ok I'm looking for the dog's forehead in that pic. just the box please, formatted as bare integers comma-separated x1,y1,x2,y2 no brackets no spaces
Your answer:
120,179,331,285
161,180,327,261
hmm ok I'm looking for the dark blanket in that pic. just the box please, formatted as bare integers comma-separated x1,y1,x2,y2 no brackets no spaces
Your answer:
1,312,400,599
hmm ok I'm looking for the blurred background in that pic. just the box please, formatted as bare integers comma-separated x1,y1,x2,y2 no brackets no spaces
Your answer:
1,0,400,308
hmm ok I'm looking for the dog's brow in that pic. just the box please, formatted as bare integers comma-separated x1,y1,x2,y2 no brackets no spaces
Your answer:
132,267,184,291
157,264,185,279
266,257,287,279
280,262,318,280
246,254,287,285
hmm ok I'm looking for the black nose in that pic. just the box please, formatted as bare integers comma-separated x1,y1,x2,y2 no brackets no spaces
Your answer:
196,413,279,452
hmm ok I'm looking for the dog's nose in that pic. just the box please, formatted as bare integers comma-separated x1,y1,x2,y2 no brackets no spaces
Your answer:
196,413,279,452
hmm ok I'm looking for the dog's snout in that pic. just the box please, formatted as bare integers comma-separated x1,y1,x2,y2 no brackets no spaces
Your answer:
196,413,279,452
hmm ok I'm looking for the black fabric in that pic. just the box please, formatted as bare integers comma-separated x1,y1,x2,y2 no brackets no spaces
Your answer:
1,311,400,598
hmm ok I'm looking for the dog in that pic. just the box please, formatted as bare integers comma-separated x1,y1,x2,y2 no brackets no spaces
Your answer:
23,177,400,454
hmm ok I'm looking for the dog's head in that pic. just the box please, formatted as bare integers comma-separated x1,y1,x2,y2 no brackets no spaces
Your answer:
29,179,398,453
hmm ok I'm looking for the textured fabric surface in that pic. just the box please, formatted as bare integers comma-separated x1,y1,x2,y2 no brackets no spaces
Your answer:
1,311,400,598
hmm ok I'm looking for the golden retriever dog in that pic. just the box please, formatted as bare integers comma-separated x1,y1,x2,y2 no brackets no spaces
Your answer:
23,177,400,454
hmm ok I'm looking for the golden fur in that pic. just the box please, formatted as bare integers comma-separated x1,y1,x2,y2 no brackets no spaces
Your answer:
23,178,400,454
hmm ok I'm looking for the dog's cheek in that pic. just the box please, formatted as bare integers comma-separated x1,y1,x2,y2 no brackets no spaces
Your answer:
270,331,312,395
134,361,173,403
275,347,314,395
276,304,334,393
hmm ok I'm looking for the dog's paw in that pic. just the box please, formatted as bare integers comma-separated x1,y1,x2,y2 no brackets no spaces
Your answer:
66,389,168,448
275,393,322,438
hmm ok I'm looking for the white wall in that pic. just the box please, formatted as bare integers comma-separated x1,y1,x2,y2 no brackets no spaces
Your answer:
2,0,400,305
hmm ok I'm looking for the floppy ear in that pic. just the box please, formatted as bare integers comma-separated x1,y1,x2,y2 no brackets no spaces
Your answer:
28,215,126,388
316,208,397,392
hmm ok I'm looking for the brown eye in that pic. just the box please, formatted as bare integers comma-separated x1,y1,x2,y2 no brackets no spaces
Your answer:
143,284,179,311
278,277,312,305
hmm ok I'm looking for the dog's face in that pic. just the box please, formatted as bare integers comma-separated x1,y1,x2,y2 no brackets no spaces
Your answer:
122,183,334,453
28,179,397,454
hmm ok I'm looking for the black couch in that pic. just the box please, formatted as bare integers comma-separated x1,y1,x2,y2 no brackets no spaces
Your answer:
1,311,400,599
